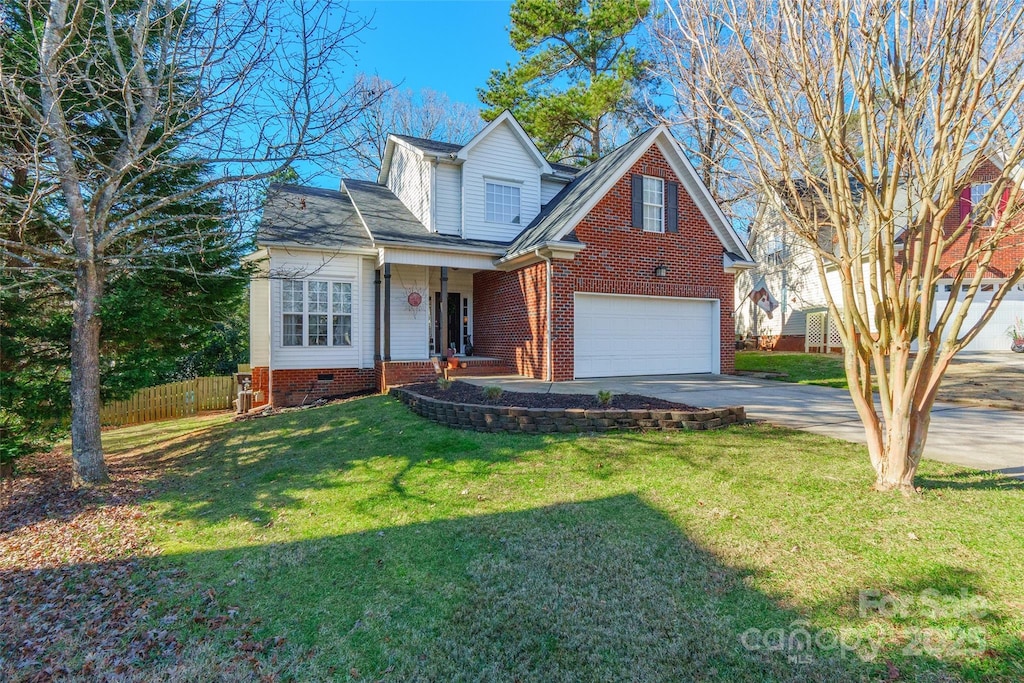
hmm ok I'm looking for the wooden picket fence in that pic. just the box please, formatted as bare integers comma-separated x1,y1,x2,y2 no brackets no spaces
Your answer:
100,376,236,428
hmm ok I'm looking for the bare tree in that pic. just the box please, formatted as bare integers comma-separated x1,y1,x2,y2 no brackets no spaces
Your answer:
646,0,752,217
663,0,1024,492
0,0,376,485
338,74,482,179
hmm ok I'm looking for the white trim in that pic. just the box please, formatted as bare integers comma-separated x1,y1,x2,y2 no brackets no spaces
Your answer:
458,110,553,174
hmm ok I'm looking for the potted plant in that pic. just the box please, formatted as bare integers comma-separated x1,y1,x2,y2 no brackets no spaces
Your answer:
1008,317,1024,353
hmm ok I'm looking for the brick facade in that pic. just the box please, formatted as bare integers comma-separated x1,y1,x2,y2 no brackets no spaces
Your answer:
473,145,737,381
473,263,549,379
377,361,438,392
250,367,376,408
558,145,735,379
936,160,1024,278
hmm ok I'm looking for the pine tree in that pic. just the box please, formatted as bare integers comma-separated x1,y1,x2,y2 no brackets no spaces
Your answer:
479,0,652,163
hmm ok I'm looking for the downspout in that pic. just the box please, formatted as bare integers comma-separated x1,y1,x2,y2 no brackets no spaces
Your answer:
534,248,553,382
266,246,273,408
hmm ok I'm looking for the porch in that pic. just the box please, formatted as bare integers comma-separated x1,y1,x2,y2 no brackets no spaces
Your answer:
373,253,514,389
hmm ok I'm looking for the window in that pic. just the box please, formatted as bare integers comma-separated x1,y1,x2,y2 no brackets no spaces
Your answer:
332,282,352,346
281,280,353,347
486,182,521,224
970,183,994,227
642,176,664,232
764,237,785,266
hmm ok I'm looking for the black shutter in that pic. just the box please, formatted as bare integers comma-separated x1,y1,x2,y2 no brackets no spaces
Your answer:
631,174,643,228
666,181,679,233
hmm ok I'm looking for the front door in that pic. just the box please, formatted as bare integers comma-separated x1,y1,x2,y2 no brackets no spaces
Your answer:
433,292,462,353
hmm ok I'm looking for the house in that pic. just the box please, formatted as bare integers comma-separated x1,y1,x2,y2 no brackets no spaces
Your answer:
736,156,1024,354
247,111,754,407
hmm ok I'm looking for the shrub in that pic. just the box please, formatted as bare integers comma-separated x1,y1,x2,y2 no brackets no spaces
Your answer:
596,390,613,406
482,385,504,400
437,377,453,390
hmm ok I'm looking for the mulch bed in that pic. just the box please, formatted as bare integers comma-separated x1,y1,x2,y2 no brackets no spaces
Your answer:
406,380,699,411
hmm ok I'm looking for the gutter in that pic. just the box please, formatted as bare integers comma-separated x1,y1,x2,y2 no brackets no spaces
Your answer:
534,248,553,382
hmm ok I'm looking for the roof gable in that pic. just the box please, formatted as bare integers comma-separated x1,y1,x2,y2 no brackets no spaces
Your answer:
504,126,753,263
457,110,553,174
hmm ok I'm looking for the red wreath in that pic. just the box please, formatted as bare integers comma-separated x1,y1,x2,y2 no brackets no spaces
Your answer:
407,291,422,307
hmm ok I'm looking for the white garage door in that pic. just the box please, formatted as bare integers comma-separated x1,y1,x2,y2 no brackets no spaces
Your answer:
574,294,717,378
930,284,1024,352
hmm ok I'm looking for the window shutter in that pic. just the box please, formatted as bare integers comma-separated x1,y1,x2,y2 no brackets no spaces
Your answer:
959,186,973,226
631,174,643,228
998,187,1010,220
666,182,679,233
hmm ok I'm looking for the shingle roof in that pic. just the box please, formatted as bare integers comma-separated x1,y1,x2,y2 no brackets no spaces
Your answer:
392,133,581,177
549,161,583,175
342,179,509,251
257,184,371,249
391,134,463,156
505,128,660,256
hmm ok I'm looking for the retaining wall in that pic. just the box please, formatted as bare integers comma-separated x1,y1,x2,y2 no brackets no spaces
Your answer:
391,387,745,433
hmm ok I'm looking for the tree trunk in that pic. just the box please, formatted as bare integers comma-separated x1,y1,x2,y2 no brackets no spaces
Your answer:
872,405,930,494
69,260,109,486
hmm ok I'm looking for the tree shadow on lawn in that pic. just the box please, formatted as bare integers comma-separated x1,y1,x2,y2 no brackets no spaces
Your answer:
5,493,964,682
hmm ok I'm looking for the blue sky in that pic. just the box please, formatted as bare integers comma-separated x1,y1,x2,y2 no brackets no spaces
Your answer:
347,0,517,107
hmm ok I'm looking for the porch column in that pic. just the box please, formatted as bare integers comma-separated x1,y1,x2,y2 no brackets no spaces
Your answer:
383,263,391,361
373,269,381,361
440,266,449,354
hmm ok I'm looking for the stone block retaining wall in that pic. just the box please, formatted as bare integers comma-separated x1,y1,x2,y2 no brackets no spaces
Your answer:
391,387,745,433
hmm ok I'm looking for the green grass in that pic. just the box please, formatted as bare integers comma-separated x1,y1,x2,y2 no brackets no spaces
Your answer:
736,351,850,389
98,397,1023,680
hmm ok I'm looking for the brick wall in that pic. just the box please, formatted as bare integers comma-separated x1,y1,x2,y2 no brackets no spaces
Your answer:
251,366,270,407
256,367,376,407
936,160,1024,278
472,263,549,379
551,145,737,379
472,145,737,381
898,160,1024,280
378,361,439,392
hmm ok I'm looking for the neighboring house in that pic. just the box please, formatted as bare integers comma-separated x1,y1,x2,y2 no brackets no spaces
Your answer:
247,111,754,407
737,156,1024,353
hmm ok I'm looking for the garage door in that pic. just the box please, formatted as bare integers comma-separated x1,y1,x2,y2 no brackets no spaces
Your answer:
574,294,717,378
929,285,1024,352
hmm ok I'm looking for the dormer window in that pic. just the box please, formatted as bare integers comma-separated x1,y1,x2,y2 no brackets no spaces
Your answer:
486,182,521,224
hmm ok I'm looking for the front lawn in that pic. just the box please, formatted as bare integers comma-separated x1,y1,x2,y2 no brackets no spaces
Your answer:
4,397,1023,681
736,351,850,388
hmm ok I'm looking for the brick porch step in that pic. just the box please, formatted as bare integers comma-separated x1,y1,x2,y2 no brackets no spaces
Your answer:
444,357,515,378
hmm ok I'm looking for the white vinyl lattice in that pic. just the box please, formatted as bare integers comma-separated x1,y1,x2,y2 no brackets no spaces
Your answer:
827,317,844,351
805,312,842,353
806,312,824,352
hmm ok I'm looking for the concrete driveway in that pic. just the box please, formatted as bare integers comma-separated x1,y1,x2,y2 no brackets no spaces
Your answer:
465,374,1024,477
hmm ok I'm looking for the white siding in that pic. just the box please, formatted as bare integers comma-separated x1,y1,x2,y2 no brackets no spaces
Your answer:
735,217,827,339
541,178,568,206
435,163,462,235
387,264,431,360
387,143,432,229
462,121,544,242
269,250,368,370
249,261,270,366
362,258,376,366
